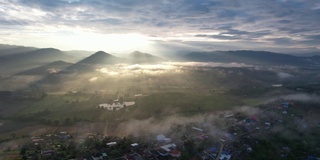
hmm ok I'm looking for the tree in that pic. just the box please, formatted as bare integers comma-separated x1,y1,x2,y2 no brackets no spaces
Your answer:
54,120,60,126
184,139,196,154
20,147,26,155
64,117,71,125
11,133,16,139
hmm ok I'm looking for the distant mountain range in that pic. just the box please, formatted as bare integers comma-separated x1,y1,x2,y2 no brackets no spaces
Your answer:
0,44,37,56
180,50,314,65
0,44,319,75
127,51,165,63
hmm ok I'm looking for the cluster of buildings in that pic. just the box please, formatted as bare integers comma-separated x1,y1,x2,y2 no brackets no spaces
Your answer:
98,101,135,111
21,132,72,159
11,99,319,159
98,99,135,111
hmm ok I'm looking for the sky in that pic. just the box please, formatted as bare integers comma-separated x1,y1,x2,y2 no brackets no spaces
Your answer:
0,0,320,55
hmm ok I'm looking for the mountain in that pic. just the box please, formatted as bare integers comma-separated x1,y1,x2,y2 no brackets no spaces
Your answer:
127,51,165,64
78,51,121,65
58,51,121,74
0,44,37,57
63,50,94,63
17,61,73,75
0,48,71,75
0,48,66,63
181,50,310,66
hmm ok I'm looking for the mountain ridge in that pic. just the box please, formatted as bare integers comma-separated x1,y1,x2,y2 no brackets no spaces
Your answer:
180,50,314,66
127,51,164,63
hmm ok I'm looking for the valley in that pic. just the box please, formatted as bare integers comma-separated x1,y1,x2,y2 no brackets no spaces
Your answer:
0,45,319,159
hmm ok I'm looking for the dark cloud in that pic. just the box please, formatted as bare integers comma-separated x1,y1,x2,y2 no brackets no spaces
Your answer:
301,35,320,46
267,37,296,45
0,19,29,26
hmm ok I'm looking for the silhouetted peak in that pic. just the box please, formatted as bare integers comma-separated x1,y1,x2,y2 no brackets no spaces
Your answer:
91,51,114,57
78,51,120,65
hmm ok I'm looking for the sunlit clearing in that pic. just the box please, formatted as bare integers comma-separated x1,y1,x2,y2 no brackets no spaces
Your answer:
97,64,178,76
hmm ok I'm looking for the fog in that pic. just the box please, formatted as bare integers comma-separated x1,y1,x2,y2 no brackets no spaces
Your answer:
277,72,294,79
165,62,252,68
282,93,320,103
116,106,260,137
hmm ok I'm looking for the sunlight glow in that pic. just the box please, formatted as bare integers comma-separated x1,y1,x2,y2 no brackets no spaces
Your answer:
11,24,154,53
54,32,153,52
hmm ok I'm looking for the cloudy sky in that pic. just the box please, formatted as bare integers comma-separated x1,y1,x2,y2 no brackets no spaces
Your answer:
0,0,320,54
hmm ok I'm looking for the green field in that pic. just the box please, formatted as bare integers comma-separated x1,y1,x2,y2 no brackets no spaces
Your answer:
9,88,277,124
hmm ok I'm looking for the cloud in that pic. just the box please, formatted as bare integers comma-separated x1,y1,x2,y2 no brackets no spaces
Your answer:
96,68,120,76
116,114,217,137
0,0,320,53
116,105,262,137
282,93,320,103
277,72,293,79
89,76,99,82
166,62,252,68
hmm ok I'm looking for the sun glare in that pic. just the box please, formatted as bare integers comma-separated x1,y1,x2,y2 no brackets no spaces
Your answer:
56,32,153,52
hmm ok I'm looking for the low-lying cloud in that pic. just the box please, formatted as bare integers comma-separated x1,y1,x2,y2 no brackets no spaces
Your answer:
282,93,320,103
165,62,252,68
277,72,293,79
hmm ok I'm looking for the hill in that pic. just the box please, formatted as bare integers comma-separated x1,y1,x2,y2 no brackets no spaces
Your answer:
126,51,165,64
0,44,37,57
77,51,121,65
17,61,73,75
0,48,71,75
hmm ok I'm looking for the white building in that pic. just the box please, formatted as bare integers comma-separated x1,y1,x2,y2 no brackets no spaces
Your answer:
99,102,135,111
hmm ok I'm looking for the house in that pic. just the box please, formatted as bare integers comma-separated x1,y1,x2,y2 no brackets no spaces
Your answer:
102,153,107,158
208,147,217,153
224,114,235,118
41,150,54,158
107,142,117,146
156,134,171,143
282,102,290,108
170,150,181,157
192,127,203,132
160,143,176,152
219,153,231,160
131,143,139,147
157,148,169,156
265,122,271,126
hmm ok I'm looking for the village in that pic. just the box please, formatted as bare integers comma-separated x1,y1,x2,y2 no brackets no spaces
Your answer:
1,98,319,160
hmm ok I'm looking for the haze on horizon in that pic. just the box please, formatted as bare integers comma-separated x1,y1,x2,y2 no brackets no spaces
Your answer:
0,0,320,55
